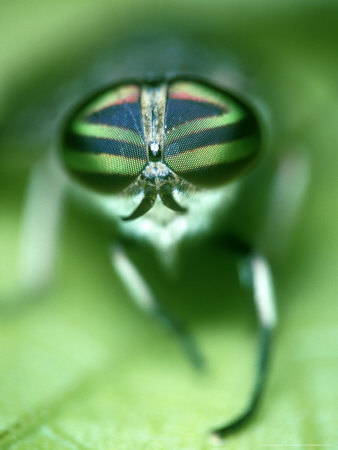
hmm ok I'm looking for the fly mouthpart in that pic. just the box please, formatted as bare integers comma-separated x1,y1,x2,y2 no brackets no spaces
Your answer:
159,183,187,214
121,184,157,221
122,183,187,221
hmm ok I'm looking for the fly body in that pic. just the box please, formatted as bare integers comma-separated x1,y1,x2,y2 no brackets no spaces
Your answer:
6,35,308,442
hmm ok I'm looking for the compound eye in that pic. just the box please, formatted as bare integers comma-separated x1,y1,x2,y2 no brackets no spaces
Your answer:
60,84,147,193
163,81,262,188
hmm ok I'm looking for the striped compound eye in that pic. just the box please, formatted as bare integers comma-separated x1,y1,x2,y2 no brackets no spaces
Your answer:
163,81,261,188
60,80,262,197
61,84,147,193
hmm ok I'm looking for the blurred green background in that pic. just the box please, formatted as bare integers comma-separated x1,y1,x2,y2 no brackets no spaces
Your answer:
1,1,338,449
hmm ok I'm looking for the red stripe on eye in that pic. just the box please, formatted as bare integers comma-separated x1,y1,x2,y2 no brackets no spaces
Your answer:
109,94,139,106
169,92,210,103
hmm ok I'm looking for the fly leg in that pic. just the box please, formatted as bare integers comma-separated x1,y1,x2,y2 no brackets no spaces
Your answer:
111,244,205,370
210,150,308,440
1,153,65,313
210,238,276,441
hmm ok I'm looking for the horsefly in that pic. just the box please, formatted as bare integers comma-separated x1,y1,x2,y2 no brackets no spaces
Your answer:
6,36,309,442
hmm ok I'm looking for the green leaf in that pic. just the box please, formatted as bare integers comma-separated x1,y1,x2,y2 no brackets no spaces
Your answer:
1,1,337,448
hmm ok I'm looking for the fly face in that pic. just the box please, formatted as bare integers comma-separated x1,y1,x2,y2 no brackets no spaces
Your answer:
60,78,262,238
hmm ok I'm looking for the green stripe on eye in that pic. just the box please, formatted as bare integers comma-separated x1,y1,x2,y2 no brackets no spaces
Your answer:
165,109,245,143
166,135,259,172
63,150,146,176
71,122,144,145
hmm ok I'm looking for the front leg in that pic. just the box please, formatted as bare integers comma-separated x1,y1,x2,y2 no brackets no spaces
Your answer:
210,241,276,441
210,149,308,440
111,243,205,370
